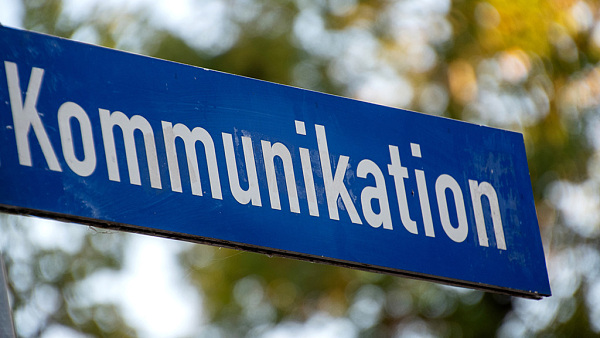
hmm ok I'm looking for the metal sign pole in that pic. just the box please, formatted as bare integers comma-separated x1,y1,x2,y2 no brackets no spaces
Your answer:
0,252,16,338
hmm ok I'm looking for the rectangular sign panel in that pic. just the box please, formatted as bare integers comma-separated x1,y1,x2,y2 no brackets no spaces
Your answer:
0,27,550,298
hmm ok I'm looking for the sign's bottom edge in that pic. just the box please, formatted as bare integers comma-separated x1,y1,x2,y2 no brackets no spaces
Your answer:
0,204,550,300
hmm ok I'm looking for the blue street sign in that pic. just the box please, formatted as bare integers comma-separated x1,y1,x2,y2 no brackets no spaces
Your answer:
0,27,550,298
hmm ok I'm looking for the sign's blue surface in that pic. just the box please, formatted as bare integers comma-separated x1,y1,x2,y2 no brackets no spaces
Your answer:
0,27,550,298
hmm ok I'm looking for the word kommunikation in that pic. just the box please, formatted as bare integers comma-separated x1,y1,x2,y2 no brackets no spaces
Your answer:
4,61,507,250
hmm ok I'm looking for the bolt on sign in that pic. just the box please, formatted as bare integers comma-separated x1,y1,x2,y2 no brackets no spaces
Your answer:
0,27,550,299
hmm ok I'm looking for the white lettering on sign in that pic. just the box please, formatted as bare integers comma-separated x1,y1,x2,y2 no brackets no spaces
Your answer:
162,121,222,199
58,102,96,176
2,61,508,250
5,62,61,171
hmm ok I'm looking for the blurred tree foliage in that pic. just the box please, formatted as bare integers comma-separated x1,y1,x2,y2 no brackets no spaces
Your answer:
3,0,600,336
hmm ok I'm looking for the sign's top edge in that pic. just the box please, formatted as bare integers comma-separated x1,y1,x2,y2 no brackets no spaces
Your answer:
0,25,525,138
0,24,523,138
